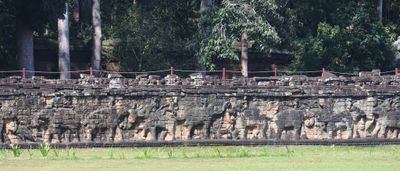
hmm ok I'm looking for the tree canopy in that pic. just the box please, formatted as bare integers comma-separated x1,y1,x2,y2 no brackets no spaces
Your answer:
197,0,281,70
0,0,400,75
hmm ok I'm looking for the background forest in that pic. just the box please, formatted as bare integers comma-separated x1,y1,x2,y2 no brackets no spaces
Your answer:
1,0,400,78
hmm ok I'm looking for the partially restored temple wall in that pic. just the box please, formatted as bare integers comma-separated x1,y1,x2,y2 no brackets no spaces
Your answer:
1,73,400,144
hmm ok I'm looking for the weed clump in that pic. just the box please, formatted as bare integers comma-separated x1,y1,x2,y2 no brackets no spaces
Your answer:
143,148,152,158
167,150,173,158
27,146,34,159
11,144,22,157
238,146,250,157
285,146,294,157
39,144,51,157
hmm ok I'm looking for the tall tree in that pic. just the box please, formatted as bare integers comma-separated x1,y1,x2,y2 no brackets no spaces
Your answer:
16,16,34,78
241,32,248,77
79,0,92,22
290,1,394,72
198,0,281,73
58,2,70,79
101,0,198,71
14,0,66,78
15,0,35,78
92,0,102,74
198,0,215,70
378,0,384,21
72,0,80,22
200,0,214,13
0,1,15,71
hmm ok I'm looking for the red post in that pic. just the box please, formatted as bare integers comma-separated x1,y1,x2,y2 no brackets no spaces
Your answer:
396,68,399,75
170,67,174,75
22,67,26,79
322,68,326,78
89,67,93,76
222,67,226,80
274,66,278,77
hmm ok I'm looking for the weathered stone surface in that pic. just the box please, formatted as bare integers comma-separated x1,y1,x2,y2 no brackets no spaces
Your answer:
1,73,400,144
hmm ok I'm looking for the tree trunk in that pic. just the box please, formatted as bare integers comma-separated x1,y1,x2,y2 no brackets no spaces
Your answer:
241,32,248,78
199,0,214,71
16,18,34,78
80,0,92,23
200,0,213,36
200,0,213,13
72,0,80,22
58,2,71,79
92,0,102,74
378,0,384,21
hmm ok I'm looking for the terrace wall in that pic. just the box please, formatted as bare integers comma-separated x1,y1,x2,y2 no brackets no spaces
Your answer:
0,73,399,144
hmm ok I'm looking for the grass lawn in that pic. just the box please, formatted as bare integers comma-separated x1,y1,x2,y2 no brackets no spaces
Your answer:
0,145,400,171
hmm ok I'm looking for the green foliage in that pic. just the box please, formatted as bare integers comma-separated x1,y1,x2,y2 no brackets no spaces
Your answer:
14,0,67,31
1,0,400,73
39,144,51,157
198,0,282,69
0,0,68,70
290,1,395,72
0,1,16,70
102,0,198,71
10,144,22,157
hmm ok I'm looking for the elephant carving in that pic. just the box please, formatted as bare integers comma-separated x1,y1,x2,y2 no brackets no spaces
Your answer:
176,98,230,140
372,101,400,138
33,108,81,143
82,107,127,142
273,109,306,140
229,99,268,140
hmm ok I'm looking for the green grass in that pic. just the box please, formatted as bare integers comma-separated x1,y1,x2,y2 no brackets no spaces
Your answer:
0,145,400,171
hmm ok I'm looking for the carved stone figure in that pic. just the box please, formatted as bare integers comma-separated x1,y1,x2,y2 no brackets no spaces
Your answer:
315,100,366,139
3,118,19,143
273,109,306,140
140,98,175,141
231,99,268,140
176,97,230,140
317,110,354,139
372,98,400,138
82,107,126,142
33,108,81,143
270,99,312,140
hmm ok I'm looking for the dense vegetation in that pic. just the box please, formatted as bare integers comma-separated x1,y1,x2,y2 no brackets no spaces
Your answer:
1,0,400,76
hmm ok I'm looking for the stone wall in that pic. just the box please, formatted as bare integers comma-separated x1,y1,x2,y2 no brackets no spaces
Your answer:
1,72,400,144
